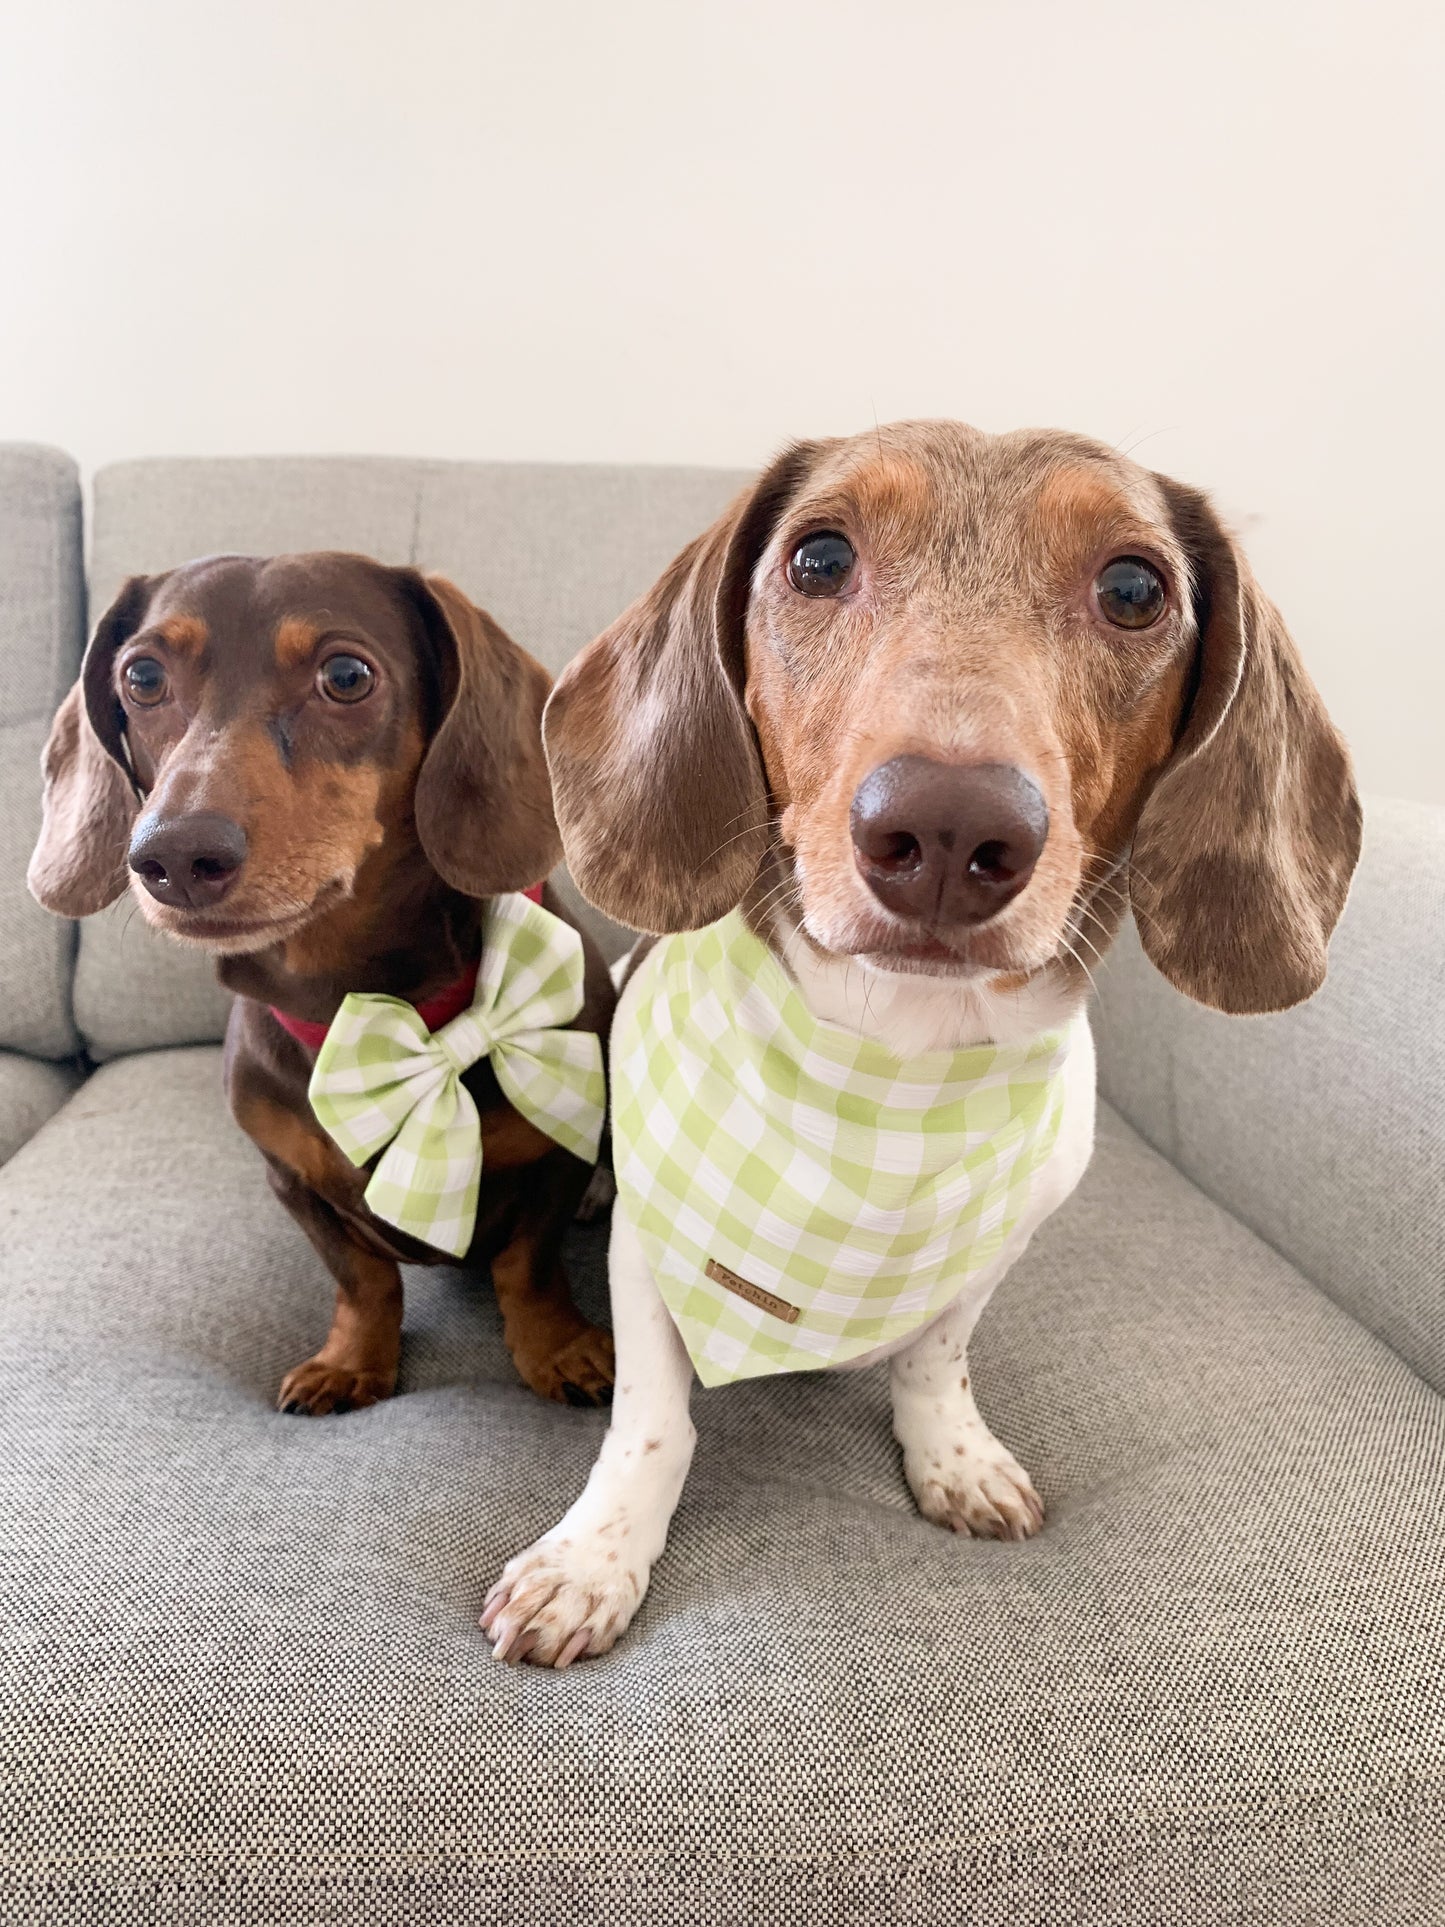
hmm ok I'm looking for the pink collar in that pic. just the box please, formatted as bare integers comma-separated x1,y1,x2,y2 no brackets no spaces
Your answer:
269,882,545,1053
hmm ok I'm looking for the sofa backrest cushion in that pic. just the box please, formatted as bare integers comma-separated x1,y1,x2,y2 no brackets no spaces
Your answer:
77,456,747,1056
0,447,85,1059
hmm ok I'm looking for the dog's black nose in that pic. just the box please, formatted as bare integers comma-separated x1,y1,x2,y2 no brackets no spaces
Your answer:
850,757,1048,926
129,811,248,909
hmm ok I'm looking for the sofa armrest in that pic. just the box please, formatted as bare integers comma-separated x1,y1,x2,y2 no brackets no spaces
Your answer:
1092,796,1445,1389
0,1051,82,1166
0,445,86,1060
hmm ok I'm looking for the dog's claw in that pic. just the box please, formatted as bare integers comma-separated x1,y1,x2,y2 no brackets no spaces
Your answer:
561,1379,612,1408
275,1356,394,1418
555,1628,591,1670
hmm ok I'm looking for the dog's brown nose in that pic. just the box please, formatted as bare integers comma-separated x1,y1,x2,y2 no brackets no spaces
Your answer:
850,756,1048,925
129,811,248,910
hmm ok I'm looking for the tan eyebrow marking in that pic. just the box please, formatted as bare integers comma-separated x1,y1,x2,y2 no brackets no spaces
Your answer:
849,453,934,526
154,615,208,655
1037,464,1130,520
786,457,934,550
275,616,323,668
1034,465,1139,548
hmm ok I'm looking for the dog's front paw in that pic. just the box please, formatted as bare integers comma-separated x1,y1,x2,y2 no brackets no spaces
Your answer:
481,1531,646,1667
906,1436,1045,1542
277,1356,395,1417
512,1323,616,1408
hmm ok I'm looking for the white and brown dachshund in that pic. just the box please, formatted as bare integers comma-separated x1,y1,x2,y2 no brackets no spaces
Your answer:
483,419,1361,1667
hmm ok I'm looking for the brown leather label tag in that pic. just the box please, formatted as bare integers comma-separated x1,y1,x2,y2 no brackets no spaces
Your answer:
705,1259,801,1325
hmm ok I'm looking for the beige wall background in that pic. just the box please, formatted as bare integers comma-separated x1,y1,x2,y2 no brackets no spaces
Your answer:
1,0,1441,802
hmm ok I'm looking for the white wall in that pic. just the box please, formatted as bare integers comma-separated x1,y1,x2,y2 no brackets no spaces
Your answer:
2,0,1441,802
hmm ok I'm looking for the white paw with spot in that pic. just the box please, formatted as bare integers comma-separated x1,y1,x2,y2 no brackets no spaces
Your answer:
905,1431,1045,1541
481,1528,646,1668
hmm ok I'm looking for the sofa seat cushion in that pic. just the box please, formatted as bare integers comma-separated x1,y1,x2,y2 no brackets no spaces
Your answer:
0,1049,1441,1925
0,1051,80,1166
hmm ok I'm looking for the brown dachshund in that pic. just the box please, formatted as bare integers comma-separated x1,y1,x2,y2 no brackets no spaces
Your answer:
28,553,616,1415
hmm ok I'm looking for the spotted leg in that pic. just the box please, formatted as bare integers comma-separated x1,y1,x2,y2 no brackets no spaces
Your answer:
889,1285,1044,1541
481,1205,696,1666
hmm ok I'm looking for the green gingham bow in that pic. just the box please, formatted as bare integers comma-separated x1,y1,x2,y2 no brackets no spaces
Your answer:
308,892,605,1256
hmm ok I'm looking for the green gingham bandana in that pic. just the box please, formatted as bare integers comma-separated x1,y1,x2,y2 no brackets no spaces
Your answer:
612,911,1079,1386
308,891,605,1256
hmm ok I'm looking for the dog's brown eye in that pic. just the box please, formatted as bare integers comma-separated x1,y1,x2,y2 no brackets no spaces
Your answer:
787,531,856,597
123,657,169,706
317,654,375,704
1095,557,1166,629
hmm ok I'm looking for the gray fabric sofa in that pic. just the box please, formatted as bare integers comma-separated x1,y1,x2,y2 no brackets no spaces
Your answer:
1,443,1441,1926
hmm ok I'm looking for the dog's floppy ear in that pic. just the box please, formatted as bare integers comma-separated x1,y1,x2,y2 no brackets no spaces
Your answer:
405,572,562,899
1129,481,1361,1014
543,444,819,933
27,575,153,917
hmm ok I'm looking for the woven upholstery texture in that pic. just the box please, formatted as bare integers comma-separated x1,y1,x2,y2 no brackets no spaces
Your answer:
0,1052,79,1166
1,1049,1440,1924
